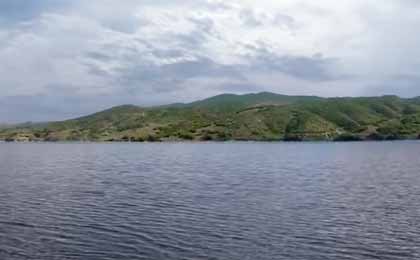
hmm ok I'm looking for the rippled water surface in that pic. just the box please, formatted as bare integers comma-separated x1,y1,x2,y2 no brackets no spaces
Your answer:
1,142,420,260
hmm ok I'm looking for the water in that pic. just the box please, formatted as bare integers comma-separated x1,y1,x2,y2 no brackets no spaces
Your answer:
0,142,419,260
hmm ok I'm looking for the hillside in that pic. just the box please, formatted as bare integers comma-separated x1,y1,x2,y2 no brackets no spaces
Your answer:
2,92,420,142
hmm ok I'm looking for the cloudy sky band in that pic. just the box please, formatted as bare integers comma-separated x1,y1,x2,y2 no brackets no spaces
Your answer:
1,0,420,122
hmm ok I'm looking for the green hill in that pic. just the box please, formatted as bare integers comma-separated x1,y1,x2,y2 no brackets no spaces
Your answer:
2,92,420,142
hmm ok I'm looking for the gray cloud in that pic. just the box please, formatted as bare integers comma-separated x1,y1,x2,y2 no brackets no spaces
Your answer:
239,9,296,30
112,57,245,95
250,52,338,81
240,9,264,27
241,44,339,81
1,0,420,122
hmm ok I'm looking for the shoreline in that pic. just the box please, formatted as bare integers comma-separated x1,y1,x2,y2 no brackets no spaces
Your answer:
1,138,419,144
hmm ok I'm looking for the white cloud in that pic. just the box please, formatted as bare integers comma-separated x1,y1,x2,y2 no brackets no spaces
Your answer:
1,0,420,121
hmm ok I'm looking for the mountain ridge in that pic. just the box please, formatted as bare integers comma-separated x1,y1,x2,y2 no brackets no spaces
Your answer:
2,92,420,142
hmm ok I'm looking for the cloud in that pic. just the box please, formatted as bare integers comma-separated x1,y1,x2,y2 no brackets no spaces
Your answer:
1,0,420,122
0,0,75,25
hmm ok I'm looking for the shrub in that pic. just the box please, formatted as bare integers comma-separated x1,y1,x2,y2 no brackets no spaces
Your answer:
178,133,194,140
45,136,59,142
200,134,213,141
366,133,386,141
283,135,303,141
133,137,145,142
146,135,159,142
333,134,363,142
385,134,403,141
215,132,228,141
5,137,15,142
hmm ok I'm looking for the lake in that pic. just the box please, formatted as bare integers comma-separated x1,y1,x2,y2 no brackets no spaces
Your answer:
0,142,419,259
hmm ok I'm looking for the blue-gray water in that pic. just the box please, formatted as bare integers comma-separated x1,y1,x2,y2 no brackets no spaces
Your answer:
0,142,420,260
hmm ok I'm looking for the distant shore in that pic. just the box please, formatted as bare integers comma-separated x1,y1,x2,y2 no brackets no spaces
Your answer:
2,136,420,143
2,92,420,144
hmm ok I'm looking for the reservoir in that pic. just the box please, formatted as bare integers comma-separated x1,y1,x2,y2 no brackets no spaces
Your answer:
0,142,419,259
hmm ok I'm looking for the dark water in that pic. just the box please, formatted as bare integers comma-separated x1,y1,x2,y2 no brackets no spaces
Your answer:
1,142,420,260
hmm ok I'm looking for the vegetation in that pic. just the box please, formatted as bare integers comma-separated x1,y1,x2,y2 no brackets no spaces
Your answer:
2,92,420,142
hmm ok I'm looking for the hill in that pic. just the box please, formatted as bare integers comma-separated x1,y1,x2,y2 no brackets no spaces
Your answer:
2,92,420,142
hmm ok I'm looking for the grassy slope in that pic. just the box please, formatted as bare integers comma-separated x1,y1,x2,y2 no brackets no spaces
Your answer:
2,92,420,142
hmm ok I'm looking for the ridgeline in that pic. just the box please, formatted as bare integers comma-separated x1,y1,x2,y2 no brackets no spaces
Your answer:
2,92,420,142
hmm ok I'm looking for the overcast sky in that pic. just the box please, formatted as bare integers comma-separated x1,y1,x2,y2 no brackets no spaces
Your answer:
1,0,420,122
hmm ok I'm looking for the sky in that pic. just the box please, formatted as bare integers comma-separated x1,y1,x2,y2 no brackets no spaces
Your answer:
1,0,420,122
